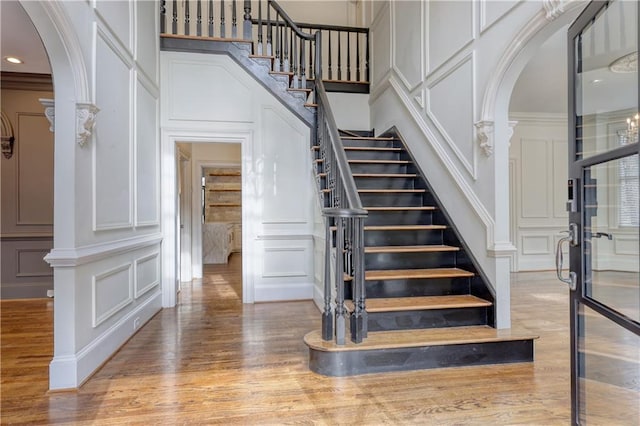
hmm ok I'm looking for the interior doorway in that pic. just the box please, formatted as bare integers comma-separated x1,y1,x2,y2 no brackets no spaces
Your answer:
175,141,243,300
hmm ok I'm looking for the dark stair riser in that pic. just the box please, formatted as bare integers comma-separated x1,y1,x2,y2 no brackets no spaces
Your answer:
366,307,488,332
345,150,401,161
341,139,398,149
365,250,457,270
309,339,534,377
350,277,471,299
349,163,408,174
364,210,434,226
354,176,417,189
364,228,444,246
359,192,426,207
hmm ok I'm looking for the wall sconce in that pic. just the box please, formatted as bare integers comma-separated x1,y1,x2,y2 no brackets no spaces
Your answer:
1,111,15,159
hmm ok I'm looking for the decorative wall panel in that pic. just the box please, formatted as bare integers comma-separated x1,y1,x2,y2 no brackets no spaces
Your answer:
135,78,159,226
95,0,132,52
135,0,157,82
16,248,52,277
428,0,474,72
427,56,475,175
92,263,133,327
520,138,549,218
94,30,133,230
168,61,252,122
393,1,423,91
135,252,160,298
371,3,391,88
16,114,54,225
521,235,550,255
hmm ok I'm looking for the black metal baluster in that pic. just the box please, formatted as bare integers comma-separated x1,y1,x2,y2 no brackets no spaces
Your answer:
266,3,272,56
257,0,263,54
289,30,293,74
172,0,178,34
328,31,332,80
232,0,237,38
274,14,280,71
300,35,306,88
160,0,166,34
208,0,214,37
292,35,298,88
337,31,342,80
184,0,190,35
242,0,251,40
347,32,351,81
356,33,361,81
283,21,289,72
220,0,225,38
308,38,313,80
196,0,202,36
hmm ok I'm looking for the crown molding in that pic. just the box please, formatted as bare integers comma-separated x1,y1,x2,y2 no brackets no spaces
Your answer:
0,72,53,92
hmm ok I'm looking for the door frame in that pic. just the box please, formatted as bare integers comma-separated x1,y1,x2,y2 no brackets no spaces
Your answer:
567,1,640,422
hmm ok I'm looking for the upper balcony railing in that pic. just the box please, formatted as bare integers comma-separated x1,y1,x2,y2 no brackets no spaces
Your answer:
160,0,369,93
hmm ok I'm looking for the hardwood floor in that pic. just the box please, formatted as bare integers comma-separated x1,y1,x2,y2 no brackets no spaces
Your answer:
0,255,589,424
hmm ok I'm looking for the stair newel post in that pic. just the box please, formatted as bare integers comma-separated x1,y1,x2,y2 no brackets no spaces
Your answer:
257,0,263,54
160,1,166,34
283,21,289,72
337,31,342,80
242,0,251,41
322,217,334,341
350,215,367,343
184,0,190,35
231,0,237,38
208,0,214,37
356,33,361,81
196,0,202,36
274,14,280,72
172,0,178,34
266,1,272,56
334,217,346,345
220,0,225,38
346,32,351,81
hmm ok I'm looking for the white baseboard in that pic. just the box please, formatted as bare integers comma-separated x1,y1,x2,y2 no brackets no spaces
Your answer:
49,291,162,390
254,282,314,302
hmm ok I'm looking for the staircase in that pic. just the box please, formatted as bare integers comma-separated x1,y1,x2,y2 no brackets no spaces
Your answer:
303,131,538,376
160,0,537,377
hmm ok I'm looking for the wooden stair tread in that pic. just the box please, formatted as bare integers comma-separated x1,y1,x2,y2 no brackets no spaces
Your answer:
304,326,539,352
365,244,459,253
358,189,425,193
209,203,241,207
341,136,395,141
348,159,410,164
209,171,241,176
364,225,446,231
288,88,312,92
305,103,318,107
353,173,417,178
344,147,401,151
365,267,473,280
346,295,492,313
364,206,436,211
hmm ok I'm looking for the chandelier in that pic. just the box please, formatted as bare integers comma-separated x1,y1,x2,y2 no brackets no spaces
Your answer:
627,113,639,143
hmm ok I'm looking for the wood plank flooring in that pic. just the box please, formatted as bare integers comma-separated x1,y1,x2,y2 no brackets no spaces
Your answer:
1,256,579,424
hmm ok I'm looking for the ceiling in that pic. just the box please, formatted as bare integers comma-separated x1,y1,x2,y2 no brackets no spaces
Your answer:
0,1,51,74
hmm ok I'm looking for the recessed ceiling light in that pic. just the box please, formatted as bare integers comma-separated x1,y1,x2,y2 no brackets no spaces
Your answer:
4,56,23,64
591,79,603,84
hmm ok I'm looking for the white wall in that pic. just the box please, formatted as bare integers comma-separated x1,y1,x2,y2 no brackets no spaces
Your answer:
161,52,316,304
20,0,161,390
366,0,586,328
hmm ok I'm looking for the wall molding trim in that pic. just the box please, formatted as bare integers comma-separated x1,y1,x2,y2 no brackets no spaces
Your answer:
44,233,162,267
0,72,53,91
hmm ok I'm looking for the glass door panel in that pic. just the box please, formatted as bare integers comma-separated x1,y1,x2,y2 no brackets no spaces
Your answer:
579,304,640,424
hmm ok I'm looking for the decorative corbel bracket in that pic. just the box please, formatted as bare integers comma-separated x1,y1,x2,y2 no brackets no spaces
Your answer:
543,0,568,21
475,120,494,157
76,103,99,147
39,98,55,133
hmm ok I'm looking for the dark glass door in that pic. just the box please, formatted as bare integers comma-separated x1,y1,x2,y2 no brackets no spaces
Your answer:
564,1,639,424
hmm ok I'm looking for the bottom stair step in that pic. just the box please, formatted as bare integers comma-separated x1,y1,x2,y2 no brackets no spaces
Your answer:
304,326,538,377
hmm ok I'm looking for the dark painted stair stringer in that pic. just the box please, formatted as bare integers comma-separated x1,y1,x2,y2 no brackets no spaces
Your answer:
304,131,537,376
